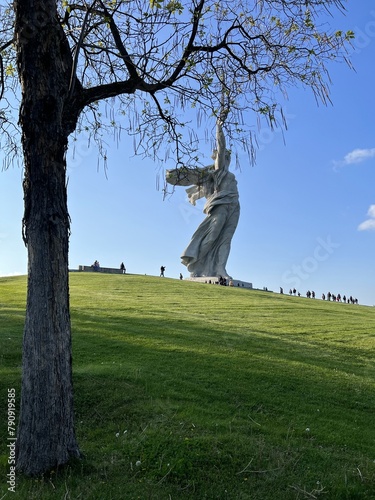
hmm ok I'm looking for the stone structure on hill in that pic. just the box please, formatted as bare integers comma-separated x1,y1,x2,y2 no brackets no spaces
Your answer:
166,118,240,279
77,265,123,274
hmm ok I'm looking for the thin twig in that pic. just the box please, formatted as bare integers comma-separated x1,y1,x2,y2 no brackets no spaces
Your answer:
157,466,174,484
236,458,254,475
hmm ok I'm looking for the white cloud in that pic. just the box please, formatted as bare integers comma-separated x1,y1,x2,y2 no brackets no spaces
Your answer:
358,219,375,231
358,204,375,231
343,148,375,165
367,204,375,219
333,148,375,170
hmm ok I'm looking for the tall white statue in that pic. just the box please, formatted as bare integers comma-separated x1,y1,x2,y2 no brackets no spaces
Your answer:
166,118,240,278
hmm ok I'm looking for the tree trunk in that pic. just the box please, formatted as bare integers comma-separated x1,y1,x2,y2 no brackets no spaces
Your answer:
14,0,81,475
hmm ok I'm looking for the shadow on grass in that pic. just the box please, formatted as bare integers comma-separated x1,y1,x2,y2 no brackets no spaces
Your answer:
65,310,375,498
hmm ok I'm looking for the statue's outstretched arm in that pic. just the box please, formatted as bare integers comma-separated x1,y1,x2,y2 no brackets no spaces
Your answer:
166,164,213,187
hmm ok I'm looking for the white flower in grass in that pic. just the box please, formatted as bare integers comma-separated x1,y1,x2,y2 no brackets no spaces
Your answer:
136,460,141,467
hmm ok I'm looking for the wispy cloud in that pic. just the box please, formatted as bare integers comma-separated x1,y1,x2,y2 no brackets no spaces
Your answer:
358,204,375,231
344,148,375,164
333,148,375,170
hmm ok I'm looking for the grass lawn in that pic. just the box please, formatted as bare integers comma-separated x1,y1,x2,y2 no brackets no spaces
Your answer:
1,273,375,499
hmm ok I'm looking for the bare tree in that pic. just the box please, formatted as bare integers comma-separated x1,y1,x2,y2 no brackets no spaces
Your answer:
0,0,353,476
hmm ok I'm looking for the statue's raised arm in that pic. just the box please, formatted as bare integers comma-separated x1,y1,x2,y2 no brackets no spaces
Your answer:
215,118,226,171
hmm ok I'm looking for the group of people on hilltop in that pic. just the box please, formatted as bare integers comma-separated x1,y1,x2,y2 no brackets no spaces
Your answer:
280,286,358,304
281,287,297,295
322,292,358,304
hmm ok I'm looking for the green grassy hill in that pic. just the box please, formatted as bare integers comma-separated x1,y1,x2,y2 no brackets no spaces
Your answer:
1,273,375,499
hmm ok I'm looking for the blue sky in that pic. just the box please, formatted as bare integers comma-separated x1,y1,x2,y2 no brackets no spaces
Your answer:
1,1,375,305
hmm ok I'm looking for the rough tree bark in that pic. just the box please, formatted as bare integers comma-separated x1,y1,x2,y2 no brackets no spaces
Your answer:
14,0,82,475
